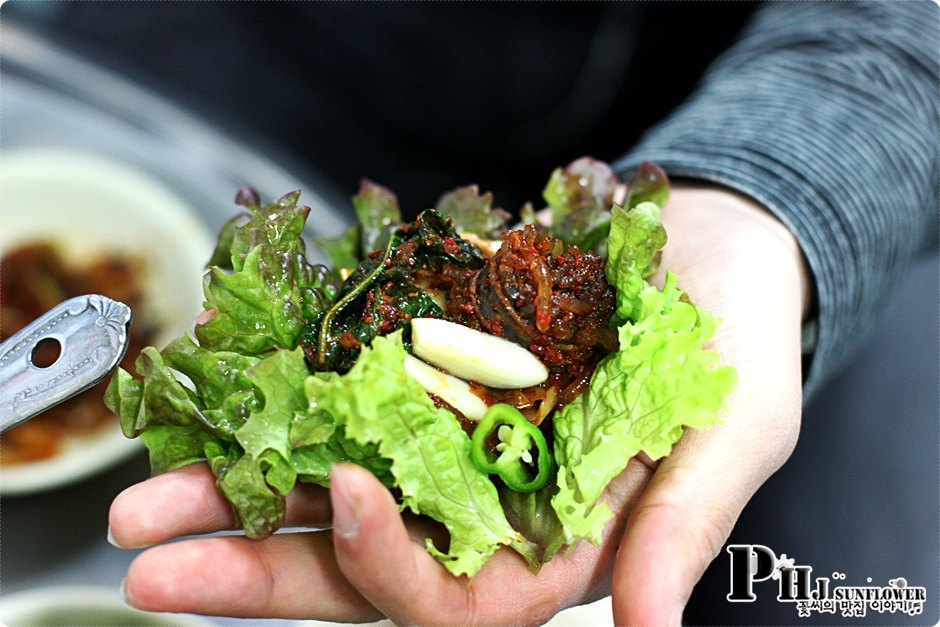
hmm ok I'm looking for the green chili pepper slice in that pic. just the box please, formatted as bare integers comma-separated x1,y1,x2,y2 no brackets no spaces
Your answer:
470,403,551,492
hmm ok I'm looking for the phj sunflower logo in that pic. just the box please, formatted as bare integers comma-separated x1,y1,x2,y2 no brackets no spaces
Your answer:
726,544,926,618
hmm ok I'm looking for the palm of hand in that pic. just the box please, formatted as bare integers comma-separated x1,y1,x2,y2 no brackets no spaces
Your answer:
109,185,809,625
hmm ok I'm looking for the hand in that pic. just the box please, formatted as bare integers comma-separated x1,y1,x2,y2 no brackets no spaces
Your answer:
109,184,811,625
611,184,810,624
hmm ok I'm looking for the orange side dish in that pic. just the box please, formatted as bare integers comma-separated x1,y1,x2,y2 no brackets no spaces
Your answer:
0,243,155,464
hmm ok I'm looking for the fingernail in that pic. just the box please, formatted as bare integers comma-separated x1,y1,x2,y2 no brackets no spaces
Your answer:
107,526,123,548
670,603,684,626
191,309,217,335
119,578,134,607
331,466,360,540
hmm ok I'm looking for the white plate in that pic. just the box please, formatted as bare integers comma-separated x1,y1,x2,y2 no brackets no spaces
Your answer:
0,148,214,495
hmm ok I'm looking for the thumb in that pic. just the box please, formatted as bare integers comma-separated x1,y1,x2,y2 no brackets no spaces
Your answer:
611,388,800,626
328,463,464,625
611,464,733,625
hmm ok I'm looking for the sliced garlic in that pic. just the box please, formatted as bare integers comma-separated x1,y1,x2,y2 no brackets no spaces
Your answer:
403,354,488,420
410,318,549,389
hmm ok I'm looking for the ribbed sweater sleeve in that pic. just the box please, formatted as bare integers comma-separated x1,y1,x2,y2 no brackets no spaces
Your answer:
616,1,939,401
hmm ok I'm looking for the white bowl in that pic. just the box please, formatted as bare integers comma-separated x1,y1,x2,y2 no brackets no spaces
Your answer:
0,585,213,626
0,148,214,495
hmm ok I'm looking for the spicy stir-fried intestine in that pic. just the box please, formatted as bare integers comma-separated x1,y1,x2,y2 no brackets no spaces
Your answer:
446,226,615,424
304,216,616,428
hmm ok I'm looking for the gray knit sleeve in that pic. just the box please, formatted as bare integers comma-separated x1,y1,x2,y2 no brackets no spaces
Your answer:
615,1,939,401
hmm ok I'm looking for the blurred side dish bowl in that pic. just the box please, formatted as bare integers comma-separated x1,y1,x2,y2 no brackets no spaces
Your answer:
0,585,213,626
0,148,213,495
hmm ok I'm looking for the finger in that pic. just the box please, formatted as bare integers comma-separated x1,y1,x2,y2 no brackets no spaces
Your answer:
328,463,474,625
122,531,382,621
566,456,657,603
328,462,650,625
108,464,331,548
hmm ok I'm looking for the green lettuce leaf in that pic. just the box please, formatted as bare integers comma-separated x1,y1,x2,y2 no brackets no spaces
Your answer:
235,348,309,468
519,202,537,226
544,157,618,250
314,223,360,272
552,274,737,545
354,179,401,257
290,427,394,488
142,424,221,475
196,191,336,355
298,331,536,576
127,348,206,431
499,483,566,567
105,347,227,473
549,178,733,547
314,179,401,271
435,185,511,239
160,336,261,436
624,161,670,211
259,448,298,497
606,202,668,322
104,367,143,438
228,191,307,271
288,373,394,486
206,440,285,538
197,249,302,354
202,349,303,533
206,213,248,270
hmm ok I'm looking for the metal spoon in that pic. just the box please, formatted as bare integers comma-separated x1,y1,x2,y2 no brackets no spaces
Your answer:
0,295,132,433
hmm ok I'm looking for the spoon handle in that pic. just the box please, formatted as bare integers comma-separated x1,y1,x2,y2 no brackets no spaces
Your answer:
0,295,132,433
